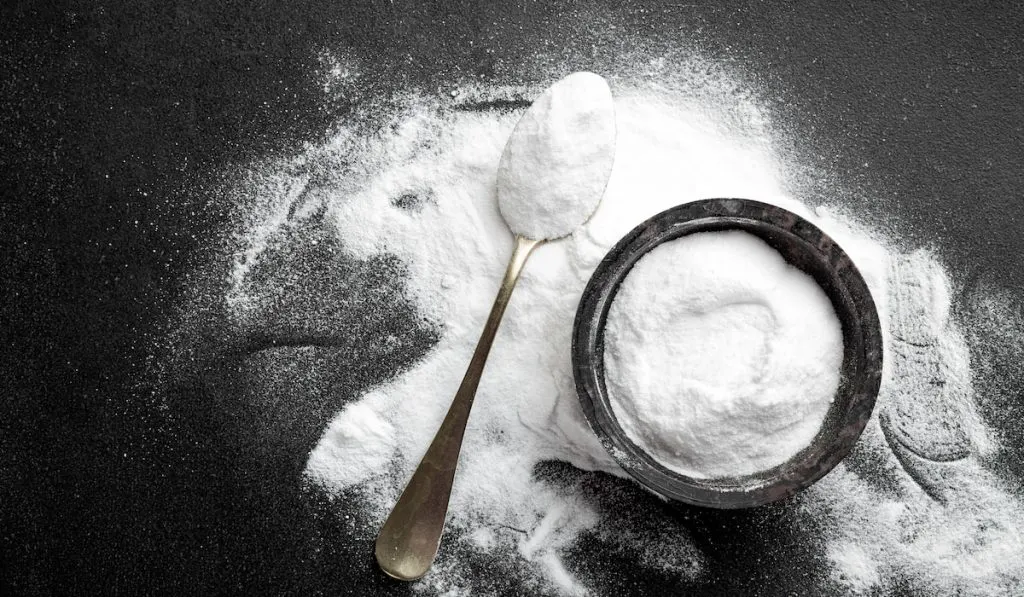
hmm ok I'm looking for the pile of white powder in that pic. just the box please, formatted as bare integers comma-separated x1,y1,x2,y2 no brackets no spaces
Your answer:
204,52,1024,595
497,71,616,240
604,230,843,479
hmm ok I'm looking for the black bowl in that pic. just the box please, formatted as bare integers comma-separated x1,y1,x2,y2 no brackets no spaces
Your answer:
572,198,884,508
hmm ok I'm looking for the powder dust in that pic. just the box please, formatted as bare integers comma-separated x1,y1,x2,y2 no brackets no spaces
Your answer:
804,252,1024,596
195,53,1024,595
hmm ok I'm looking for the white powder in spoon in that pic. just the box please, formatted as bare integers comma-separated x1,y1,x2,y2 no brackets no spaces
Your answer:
497,71,616,240
604,230,843,479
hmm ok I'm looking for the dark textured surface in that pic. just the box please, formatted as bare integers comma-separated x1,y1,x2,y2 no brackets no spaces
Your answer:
573,199,883,508
2,1,1023,595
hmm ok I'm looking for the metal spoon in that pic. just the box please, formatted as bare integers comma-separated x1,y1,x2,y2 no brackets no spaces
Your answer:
374,72,616,581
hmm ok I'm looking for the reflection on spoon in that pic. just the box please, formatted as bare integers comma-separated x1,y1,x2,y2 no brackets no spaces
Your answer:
374,71,617,581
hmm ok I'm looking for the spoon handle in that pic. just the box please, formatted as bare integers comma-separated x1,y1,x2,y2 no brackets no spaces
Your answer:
375,234,543,581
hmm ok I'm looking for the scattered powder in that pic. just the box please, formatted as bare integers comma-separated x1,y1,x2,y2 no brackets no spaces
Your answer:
305,396,397,487
827,541,881,590
496,71,616,240
801,250,1024,596
196,55,1024,595
604,230,843,479
299,85,796,593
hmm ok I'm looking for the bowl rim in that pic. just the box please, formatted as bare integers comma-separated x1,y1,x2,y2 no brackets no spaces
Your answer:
571,198,884,508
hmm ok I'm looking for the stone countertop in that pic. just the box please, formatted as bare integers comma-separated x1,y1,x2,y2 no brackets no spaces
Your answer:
2,1,1022,595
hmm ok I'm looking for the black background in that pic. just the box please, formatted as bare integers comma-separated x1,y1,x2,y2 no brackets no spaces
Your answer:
2,1,1022,595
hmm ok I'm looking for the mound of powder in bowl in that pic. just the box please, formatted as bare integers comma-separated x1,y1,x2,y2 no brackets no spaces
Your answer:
604,230,844,479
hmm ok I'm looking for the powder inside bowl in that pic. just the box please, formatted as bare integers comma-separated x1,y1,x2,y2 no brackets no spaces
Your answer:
604,229,844,479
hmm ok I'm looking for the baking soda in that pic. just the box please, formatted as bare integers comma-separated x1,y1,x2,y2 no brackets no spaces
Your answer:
497,71,616,240
605,230,843,479
195,56,1024,595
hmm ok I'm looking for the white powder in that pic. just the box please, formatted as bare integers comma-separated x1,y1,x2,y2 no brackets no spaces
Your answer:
297,86,794,593
801,250,1024,596
496,71,616,240
304,396,397,487
197,55,1024,595
604,230,843,479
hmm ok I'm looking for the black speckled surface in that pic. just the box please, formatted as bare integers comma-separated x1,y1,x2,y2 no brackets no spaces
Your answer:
2,1,1023,595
